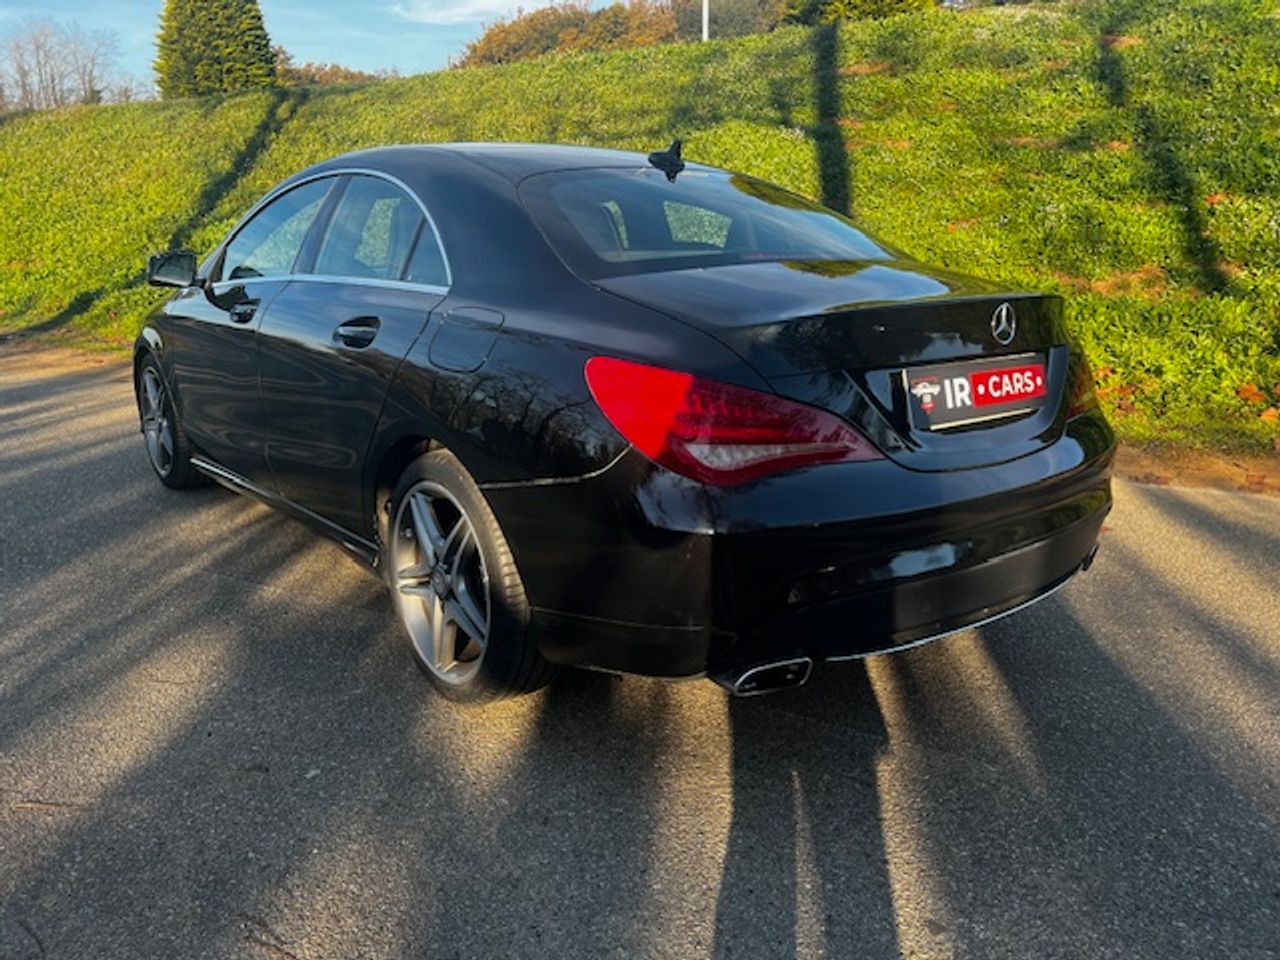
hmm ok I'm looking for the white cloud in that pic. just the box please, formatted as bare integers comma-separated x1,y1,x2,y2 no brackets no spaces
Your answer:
388,0,534,26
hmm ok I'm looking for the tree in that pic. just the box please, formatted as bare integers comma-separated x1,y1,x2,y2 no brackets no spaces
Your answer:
155,0,276,98
0,18,127,112
64,23,119,104
108,74,156,104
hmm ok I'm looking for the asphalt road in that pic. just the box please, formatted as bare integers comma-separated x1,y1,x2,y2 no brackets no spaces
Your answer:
2,346,1279,960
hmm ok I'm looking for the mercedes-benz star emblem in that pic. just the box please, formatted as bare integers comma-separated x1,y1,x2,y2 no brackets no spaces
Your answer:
991,302,1016,345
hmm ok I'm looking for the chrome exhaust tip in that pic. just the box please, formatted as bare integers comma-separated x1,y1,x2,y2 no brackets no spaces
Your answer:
715,657,813,697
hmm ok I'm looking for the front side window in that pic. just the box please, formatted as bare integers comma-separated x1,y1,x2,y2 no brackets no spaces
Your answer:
313,176,423,280
520,167,891,279
221,179,332,282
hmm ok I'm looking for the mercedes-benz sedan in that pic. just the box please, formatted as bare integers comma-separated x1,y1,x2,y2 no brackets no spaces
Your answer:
136,143,1114,702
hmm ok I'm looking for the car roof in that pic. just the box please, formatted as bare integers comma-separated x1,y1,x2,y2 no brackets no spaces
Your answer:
321,142,707,183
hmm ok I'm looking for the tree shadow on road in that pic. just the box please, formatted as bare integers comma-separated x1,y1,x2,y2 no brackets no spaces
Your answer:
5,359,1280,958
712,666,898,958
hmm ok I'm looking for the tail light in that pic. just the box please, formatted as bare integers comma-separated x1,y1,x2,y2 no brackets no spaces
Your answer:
584,356,882,485
1066,353,1099,419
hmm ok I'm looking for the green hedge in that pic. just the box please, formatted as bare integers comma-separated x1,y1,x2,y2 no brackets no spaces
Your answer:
0,93,284,338
1,0,1277,449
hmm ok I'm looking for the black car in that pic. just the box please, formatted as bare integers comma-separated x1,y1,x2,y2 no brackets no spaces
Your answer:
136,142,1114,702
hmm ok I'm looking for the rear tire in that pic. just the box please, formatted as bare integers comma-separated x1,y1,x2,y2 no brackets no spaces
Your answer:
385,449,557,703
136,354,200,489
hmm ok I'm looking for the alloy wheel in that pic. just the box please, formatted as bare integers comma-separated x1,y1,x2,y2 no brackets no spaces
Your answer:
140,367,175,478
391,481,492,685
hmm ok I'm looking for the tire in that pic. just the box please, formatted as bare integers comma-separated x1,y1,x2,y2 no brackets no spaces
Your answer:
385,449,557,703
136,354,201,489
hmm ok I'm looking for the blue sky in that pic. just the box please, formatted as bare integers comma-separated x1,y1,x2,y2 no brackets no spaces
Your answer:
0,0,544,79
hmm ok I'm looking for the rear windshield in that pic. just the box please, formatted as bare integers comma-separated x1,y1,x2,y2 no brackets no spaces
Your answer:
520,167,891,279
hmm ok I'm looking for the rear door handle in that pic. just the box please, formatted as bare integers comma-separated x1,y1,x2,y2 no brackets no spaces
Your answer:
334,316,380,349
229,302,258,325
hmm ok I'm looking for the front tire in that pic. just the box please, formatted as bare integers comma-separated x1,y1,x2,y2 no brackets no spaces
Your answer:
136,355,200,489
386,450,556,703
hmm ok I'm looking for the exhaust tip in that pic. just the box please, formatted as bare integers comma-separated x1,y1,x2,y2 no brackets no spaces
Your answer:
717,657,813,697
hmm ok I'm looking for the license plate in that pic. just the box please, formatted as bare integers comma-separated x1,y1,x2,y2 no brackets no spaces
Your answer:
904,354,1048,431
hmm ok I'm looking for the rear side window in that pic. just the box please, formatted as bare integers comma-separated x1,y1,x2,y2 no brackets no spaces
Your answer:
314,176,423,280
221,179,332,282
402,222,449,287
520,168,890,279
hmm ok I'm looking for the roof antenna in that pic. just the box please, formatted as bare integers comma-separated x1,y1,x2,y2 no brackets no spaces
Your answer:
648,139,685,182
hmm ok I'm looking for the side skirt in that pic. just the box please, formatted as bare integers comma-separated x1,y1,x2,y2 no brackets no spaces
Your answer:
190,455,381,568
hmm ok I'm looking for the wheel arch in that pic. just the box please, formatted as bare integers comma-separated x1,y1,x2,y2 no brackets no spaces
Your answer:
132,326,170,407
369,434,442,546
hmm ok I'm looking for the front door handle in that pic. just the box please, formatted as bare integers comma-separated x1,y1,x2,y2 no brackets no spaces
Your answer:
229,301,258,325
334,316,380,349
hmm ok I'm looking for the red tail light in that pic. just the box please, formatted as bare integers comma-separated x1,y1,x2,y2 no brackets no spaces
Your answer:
1067,353,1099,419
584,356,882,485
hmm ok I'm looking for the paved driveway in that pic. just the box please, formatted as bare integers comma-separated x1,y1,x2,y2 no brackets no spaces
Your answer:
2,347,1278,959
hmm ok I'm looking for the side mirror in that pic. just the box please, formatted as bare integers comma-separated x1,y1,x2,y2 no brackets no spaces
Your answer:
147,250,198,288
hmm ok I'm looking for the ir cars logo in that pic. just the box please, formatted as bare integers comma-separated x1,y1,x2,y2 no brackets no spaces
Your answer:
910,378,942,412
911,375,979,411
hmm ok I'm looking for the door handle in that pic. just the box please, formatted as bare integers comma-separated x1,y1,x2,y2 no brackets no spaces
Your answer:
333,316,380,349
229,301,258,325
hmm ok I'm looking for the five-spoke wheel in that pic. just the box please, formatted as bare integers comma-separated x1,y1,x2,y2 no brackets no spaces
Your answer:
140,366,175,479
386,450,556,702
135,354,199,489
392,481,491,686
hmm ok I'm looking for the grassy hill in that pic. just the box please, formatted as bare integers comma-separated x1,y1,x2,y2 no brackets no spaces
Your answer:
1,0,1277,449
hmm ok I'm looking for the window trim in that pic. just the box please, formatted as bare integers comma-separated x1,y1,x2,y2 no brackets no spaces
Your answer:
205,167,453,295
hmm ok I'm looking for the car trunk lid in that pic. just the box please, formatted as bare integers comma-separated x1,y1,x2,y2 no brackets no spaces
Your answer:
594,259,1073,472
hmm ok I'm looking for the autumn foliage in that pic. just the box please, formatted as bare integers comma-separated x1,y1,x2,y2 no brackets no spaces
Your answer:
460,1,678,66
273,47,392,87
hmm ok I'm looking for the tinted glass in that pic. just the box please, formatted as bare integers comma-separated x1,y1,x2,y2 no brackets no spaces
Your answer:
402,223,449,286
222,179,332,281
521,168,890,279
313,176,423,280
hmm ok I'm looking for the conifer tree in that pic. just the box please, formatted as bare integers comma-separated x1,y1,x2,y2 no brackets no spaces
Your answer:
155,0,276,98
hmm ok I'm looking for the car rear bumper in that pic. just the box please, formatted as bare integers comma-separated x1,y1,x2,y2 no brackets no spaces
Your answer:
710,495,1105,677
485,412,1115,678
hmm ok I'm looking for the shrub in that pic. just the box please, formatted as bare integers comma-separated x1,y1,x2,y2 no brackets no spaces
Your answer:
785,0,933,25
672,0,787,40
461,1,677,67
